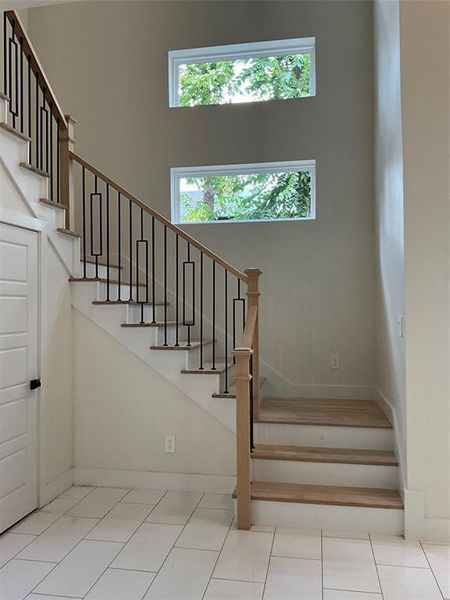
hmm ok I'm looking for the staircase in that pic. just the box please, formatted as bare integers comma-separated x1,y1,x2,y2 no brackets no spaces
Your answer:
1,10,403,534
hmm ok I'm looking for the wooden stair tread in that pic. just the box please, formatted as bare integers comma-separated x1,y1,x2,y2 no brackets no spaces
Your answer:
58,228,81,238
182,361,233,375
151,340,212,351
121,321,176,328
40,198,66,210
0,122,31,142
70,277,146,287
252,444,398,466
212,376,267,399
92,300,168,306
235,481,403,510
20,162,50,178
257,397,392,429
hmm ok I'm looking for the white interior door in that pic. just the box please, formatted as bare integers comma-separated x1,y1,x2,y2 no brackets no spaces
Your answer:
0,222,39,533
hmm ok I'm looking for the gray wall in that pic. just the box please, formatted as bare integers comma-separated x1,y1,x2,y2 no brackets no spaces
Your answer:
28,0,375,393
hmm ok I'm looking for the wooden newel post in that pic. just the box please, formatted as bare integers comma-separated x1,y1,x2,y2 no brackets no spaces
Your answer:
245,268,262,419
233,347,253,530
59,114,77,229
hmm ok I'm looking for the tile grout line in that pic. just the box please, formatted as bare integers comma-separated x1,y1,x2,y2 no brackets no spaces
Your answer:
139,491,207,598
261,524,276,599
321,528,324,600
369,532,385,600
419,540,446,600
23,486,127,597
200,501,235,600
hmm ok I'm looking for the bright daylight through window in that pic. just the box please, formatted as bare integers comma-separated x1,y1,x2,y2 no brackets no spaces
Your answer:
168,37,316,107
171,161,316,224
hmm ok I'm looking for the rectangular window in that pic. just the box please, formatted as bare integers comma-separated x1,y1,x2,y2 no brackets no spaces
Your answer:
171,160,316,224
168,37,316,108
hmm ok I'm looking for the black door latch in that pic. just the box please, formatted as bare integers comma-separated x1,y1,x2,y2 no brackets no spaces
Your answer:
30,379,41,390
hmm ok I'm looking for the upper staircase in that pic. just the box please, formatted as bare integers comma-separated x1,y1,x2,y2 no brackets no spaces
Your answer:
1,9,403,534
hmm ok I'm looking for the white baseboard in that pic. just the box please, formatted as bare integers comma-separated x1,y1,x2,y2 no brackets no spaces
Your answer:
404,489,450,543
40,467,74,507
73,468,236,494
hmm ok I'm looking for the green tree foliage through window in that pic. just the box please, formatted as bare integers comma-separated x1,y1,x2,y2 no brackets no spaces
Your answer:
179,171,312,223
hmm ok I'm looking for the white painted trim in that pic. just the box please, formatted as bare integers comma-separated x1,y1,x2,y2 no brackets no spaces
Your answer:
170,159,316,225
168,37,316,107
73,468,236,494
249,499,403,535
404,488,450,543
40,468,74,508
0,208,46,231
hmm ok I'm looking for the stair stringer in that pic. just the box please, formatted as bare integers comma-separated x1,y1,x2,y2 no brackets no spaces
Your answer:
70,280,236,433
0,121,80,275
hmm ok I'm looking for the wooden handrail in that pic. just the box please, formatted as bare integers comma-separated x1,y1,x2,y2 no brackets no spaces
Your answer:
69,151,248,283
5,11,67,130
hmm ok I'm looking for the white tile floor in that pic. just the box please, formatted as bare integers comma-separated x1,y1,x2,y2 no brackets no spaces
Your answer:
1,485,449,600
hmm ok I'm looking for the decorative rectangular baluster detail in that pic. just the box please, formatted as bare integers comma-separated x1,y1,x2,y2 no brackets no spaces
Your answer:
212,260,216,370
129,199,133,300
224,269,228,393
199,252,204,369
233,297,246,358
89,192,103,261
135,240,149,307
182,245,195,330
117,192,122,300
39,103,49,172
106,184,110,300
151,216,156,323
175,235,179,346
163,225,168,345
82,165,87,278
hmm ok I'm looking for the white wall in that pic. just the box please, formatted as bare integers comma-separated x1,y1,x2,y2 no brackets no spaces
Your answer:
373,0,405,475
400,0,450,539
27,0,376,396
72,310,235,486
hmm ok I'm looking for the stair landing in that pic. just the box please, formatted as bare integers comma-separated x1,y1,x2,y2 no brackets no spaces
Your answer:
258,397,392,428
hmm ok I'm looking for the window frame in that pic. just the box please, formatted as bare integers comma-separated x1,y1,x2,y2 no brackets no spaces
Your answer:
168,37,316,108
170,159,317,225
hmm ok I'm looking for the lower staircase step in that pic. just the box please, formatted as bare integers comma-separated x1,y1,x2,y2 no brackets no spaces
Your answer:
239,481,403,510
252,444,398,466
258,397,392,429
212,376,266,399
182,361,233,375
151,340,211,351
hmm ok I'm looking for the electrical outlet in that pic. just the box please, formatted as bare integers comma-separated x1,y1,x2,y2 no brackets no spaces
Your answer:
164,435,176,453
330,353,340,370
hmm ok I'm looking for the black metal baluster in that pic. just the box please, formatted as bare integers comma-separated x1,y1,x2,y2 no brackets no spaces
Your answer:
82,165,86,277
3,14,7,99
232,279,245,365
49,105,53,201
199,252,204,370
19,37,23,133
175,235,179,346
27,55,31,163
129,199,133,301
249,353,254,451
35,71,39,167
56,117,60,203
212,261,216,370
90,174,102,279
9,19,17,129
106,184,110,300
117,192,122,301
224,269,229,393
151,216,156,323
163,225,168,345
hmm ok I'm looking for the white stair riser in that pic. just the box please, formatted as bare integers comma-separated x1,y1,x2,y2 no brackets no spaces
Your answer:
126,303,167,323
251,458,399,489
80,263,121,279
255,423,394,450
243,500,403,535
